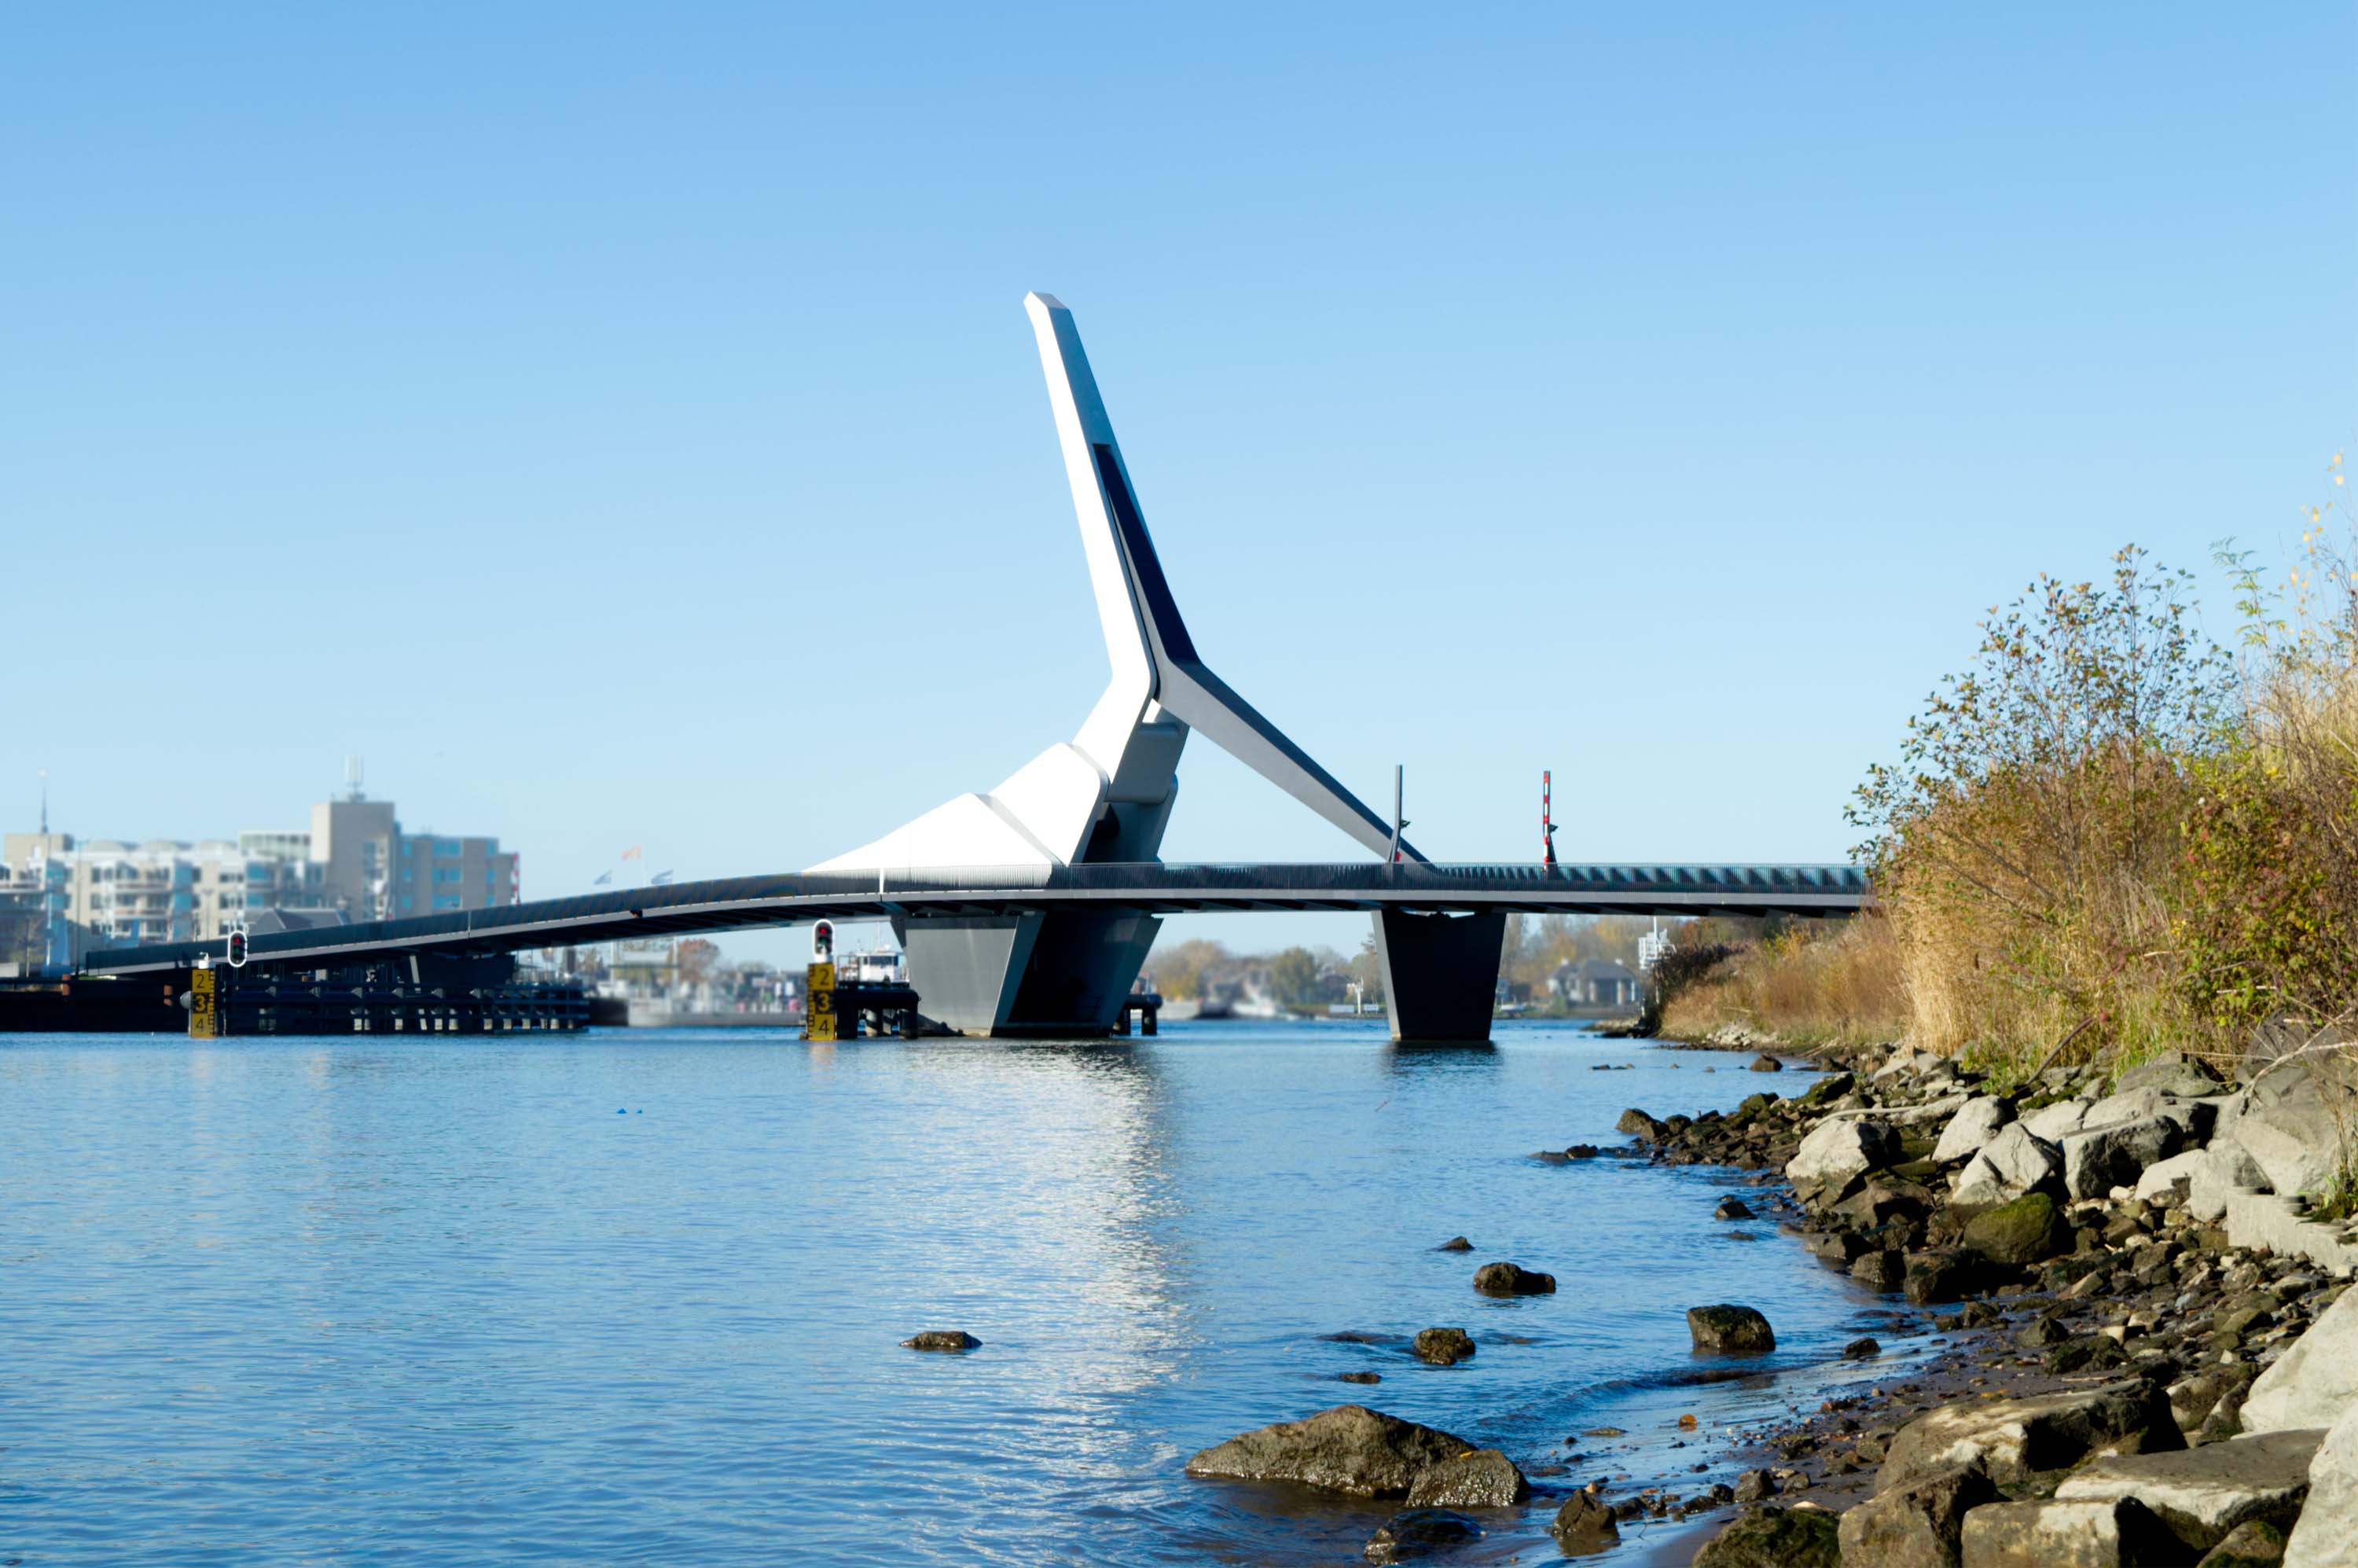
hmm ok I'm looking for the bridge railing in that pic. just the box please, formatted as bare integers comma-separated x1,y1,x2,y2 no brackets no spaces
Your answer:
859,861,1870,898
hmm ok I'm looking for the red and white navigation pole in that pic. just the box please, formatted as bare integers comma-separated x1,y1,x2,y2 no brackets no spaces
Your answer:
1541,770,1559,869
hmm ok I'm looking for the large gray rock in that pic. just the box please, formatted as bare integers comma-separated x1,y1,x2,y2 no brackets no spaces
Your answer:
2133,1148,2206,1203
2285,1401,2358,1568
2243,1283,2358,1435
1837,1461,1995,1567
1959,1496,2180,1566
2061,1114,2184,1200
1936,1096,2017,1164
2053,1427,2322,1552
2190,1135,2273,1222
1402,1447,1526,1507
1692,1504,1839,1567
1185,1405,1475,1496
1791,1117,1899,1192
1952,1123,2065,1210
2082,1085,2217,1141
2234,1064,2353,1203
2115,1050,2225,1099
1880,1379,2184,1493
2022,1097,2098,1141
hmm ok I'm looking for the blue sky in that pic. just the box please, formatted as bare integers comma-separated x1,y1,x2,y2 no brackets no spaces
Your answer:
7,4,2352,960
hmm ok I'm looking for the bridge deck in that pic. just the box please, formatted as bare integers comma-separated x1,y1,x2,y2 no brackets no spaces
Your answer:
79,861,1869,976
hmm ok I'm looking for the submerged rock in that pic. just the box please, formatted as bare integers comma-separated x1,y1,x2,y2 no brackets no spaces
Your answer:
1714,1195,1756,1221
1362,1508,1482,1564
1185,1405,1471,1497
1436,1236,1473,1251
900,1331,980,1351
1549,1489,1620,1554
1688,1303,1776,1353
1412,1327,1475,1366
1471,1261,1555,1296
1692,1504,1839,1567
1403,1447,1527,1507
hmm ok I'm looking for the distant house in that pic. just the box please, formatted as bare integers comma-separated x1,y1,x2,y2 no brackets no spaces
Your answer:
1552,958,1642,1008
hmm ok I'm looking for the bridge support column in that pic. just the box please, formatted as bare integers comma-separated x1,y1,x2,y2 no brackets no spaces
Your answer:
1372,909,1505,1044
896,911,1160,1037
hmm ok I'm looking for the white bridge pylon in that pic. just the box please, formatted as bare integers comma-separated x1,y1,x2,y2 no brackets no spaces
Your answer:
808,294,1458,1037
812,292,1418,880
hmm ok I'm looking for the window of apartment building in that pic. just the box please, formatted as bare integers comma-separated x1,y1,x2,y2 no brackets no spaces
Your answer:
433,840,461,857
434,895,461,910
432,867,460,884
401,895,413,912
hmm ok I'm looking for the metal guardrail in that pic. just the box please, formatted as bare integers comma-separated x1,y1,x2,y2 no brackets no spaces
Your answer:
79,860,1870,975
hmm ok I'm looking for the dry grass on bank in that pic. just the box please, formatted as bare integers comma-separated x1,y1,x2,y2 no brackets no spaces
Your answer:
1658,916,1910,1050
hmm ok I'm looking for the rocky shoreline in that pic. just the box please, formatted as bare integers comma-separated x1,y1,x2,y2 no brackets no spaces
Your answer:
1171,1033,2358,1565
1611,1035,2358,1564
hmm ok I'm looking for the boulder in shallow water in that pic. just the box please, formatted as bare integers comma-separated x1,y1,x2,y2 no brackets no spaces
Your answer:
1339,1371,1383,1385
1688,1303,1776,1353
1185,1405,1473,1496
1617,1107,1668,1141
1472,1261,1555,1296
900,1330,980,1351
1844,1336,1882,1361
1436,1236,1472,1251
1692,1504,1839,1567
1750,1053,1783,1072
1549,1489,1620,1555
1403,1447,1528,1507
1837,1460,1996,1568
1362,1507,1482,1564
1412,1327,1475,1366
1714,1195,1756,1221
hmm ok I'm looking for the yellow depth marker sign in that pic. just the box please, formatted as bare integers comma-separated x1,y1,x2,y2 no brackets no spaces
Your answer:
189,968,219,1039
803,960,836,1041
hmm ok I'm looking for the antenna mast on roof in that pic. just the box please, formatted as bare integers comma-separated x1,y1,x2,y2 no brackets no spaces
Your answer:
39,768,48,837
345,755,365,802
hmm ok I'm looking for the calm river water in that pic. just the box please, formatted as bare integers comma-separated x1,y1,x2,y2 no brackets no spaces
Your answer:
0,1022,1913,1565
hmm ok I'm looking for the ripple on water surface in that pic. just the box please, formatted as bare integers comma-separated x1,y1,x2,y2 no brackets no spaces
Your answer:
0,1022,1888,1565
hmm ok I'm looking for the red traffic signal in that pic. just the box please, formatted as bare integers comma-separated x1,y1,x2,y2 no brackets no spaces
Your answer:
226,929,248,968
813,920,834,961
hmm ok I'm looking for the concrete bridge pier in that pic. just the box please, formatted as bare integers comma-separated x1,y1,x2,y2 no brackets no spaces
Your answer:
895,911,1160,1037
1372,908,1505,1043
